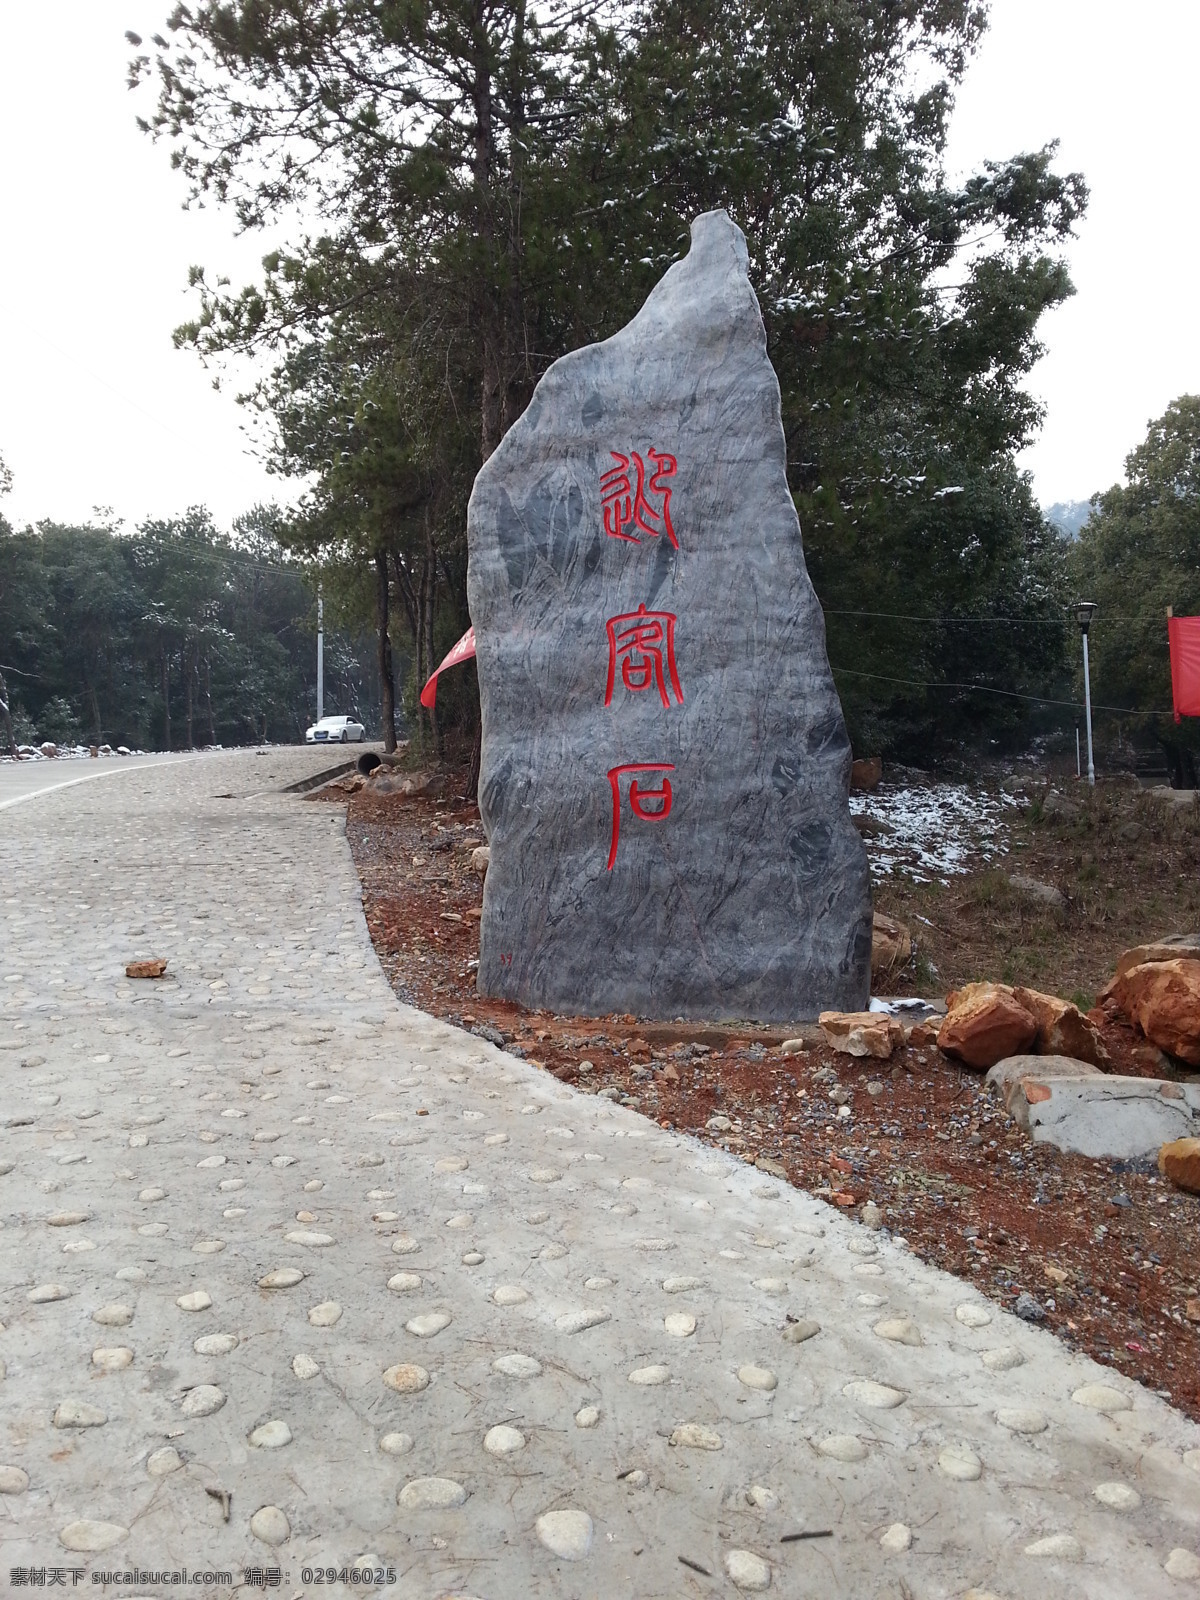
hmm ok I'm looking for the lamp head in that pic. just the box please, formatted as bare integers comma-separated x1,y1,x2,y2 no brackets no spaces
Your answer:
1072,600,1098,635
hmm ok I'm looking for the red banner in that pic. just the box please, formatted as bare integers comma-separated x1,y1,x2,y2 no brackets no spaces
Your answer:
420,626,476,710
1168,614,1200,722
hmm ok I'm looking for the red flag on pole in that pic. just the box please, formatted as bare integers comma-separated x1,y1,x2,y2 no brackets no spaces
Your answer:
1168,612,1200,722
420,626,476,710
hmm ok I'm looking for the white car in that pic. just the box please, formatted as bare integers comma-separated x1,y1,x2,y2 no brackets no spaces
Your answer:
305,715,366,744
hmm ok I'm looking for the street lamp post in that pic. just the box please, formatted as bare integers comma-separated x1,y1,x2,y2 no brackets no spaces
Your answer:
1073,601,1097,786
317,582,324,722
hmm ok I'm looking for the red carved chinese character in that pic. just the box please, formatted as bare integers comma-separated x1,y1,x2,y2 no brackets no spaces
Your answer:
604,605,684,709
606,762,675,870
600,450,678,547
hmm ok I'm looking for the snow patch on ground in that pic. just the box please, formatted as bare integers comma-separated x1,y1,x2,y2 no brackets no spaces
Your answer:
850,783,1019,883
0,746,146,764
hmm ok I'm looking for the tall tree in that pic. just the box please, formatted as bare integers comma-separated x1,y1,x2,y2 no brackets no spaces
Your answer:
1070,396,1200,782
573,0,1083,753
35,522,142,745
132,0,597,462
138,0,1085,753
0,510,375,750
179,237,479,746
0,451,21,757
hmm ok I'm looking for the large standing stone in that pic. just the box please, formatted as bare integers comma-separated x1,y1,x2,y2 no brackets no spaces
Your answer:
467,209,870,1021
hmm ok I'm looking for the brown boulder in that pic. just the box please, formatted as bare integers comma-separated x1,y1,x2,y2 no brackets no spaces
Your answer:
1158,1137,1200,1194
850,757,883,792
818,1010,904,1060
1012,986,1110,1069
1104,934,1200,990
938,982,1038,1071
870,912,912,981
1108,959,1200,1065
125,958,168,979
907,1018,942,1048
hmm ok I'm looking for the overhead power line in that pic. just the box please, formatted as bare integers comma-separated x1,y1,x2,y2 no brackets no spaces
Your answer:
830,665,1166,717
824,608,1147,626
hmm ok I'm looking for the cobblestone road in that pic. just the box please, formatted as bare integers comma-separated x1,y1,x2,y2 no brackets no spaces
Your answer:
1,748,1198,1598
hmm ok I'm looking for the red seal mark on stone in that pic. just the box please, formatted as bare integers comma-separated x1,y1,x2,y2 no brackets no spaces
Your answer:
604,605,684,709
600,450,678,547
606,763,675,870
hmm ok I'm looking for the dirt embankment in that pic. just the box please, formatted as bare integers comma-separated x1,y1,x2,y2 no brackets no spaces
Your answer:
316,771,1200,1421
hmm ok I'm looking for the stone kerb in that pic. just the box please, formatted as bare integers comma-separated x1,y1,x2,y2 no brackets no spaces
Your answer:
467,209,871,1023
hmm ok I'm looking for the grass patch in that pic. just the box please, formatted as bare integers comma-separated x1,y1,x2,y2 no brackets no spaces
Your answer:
877,779,1200,1000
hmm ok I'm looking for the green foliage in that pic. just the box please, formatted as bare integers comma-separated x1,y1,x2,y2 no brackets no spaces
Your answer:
1069,396,1200,778
584,4,1084,753
8,705,37,745
135,0,1086,754
0,512,377,750
37,697,83,745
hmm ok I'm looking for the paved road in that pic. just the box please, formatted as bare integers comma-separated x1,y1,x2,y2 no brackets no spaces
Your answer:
0,752,214,812
1,748,1197,1598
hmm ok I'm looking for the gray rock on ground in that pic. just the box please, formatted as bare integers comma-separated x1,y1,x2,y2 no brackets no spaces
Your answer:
1008,873,1066,909
1041,789,1080,821
468,209,870,1021
988,1055,1200,1158
1149,786,1198,809
987,1053,1105,1109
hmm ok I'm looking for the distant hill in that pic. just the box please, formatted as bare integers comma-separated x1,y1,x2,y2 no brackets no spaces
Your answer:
1045,499,1094,539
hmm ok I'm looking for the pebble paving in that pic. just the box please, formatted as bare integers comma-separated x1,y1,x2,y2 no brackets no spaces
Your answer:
1,747,1199,1597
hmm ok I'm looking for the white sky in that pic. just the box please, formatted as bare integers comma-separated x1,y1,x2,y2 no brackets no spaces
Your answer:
0,2,287,534
944,0,1200,507
0,0,1196,531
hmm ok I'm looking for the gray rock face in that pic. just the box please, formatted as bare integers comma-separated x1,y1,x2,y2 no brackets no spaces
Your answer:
467,209,871,1021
